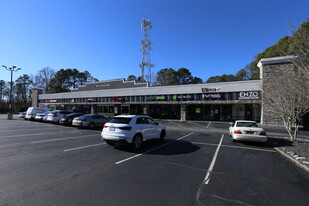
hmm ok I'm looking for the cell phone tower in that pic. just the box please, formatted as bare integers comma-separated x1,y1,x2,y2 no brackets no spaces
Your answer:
140,19,155,83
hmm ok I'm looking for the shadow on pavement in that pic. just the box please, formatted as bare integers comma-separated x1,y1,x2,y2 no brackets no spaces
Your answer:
266,137,293,148
231,137,293,149
112,139,200,155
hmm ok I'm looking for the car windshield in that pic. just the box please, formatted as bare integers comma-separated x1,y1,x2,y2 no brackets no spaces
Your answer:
109,117,132,124
236,122,259,127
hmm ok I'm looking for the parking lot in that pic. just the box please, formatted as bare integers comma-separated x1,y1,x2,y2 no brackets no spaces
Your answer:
1,116,309,206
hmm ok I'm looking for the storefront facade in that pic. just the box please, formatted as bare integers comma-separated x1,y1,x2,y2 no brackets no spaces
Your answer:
34,79,262,122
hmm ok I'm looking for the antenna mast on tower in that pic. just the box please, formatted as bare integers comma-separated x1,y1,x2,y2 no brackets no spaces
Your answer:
140,19,155,83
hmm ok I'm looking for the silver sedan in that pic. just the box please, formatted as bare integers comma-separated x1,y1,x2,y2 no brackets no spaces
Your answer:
72,114,109,129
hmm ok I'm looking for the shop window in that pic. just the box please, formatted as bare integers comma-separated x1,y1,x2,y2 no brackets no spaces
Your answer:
195,94,201,101
147,96,156,101
97,106,103,113
232,93,236,100
109,106,114,113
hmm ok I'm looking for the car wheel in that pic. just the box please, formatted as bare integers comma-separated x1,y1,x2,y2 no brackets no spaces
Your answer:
159,130,166,143
231,134,236,142
89,122,95,129
106,141,115,146
132,134,142,150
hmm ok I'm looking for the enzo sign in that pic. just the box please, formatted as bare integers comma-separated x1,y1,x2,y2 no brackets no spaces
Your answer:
238,91,259,100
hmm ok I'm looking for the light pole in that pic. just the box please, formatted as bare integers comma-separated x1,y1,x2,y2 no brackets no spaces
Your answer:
2,65,21,119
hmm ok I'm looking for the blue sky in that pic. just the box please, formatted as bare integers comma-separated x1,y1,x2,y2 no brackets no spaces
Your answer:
0,0,308,82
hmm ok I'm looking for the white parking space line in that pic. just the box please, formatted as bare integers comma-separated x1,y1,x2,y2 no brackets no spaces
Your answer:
192,142,276,153
64,143,106,152
115,132,194,165
203,134,224,184
31,134,99,144
168,120,182,127
3,131,80,139
206,122,211,128
189,121,208,129
0,127,75,133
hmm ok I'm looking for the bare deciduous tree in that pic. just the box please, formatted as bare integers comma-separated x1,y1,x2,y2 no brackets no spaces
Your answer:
35,67,55,92
285,20,309,80
263,69,309,141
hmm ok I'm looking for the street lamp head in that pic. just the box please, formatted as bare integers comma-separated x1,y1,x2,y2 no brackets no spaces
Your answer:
12,66,17,69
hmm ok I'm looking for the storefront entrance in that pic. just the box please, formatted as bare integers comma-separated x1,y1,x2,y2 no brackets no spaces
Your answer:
149,105,180,119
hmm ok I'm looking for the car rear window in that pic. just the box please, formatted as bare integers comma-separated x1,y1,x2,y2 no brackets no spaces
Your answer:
236,122,259,127
109,117,132,124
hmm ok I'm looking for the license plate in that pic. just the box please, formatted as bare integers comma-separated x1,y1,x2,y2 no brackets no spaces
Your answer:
109,127,115,131
246,131,255,134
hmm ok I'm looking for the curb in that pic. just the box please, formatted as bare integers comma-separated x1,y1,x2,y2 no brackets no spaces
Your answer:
275,147,309,172
298,138,309,143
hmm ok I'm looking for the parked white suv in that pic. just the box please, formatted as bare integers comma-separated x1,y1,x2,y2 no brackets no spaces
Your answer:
47,110,72,123
25,107,52,120
101,115,166,149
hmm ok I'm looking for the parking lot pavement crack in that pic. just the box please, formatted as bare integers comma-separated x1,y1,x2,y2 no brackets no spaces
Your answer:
202,193,254,206
160,162,208,172
21,151,35,156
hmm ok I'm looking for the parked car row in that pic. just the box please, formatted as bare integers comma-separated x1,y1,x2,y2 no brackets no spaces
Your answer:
22,107,110,129
21,107,168,150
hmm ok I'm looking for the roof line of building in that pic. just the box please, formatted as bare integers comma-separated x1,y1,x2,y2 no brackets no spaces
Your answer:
257,55,297,68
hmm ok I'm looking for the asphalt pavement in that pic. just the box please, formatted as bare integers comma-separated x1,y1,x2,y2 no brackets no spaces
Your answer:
0,115,308,206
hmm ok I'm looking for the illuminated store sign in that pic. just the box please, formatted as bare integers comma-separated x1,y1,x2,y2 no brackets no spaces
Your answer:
238,92,259,100
203,93,223,100
202,87,222,93
45,100,57,103
85,98,97,102
156,96,166,100
112,97,125,102
173,95,192,100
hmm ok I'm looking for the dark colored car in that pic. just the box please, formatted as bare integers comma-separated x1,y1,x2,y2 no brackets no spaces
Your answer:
59,113,84,126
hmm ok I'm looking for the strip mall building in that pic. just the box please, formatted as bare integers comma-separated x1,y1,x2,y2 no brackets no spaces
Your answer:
31,56,308,125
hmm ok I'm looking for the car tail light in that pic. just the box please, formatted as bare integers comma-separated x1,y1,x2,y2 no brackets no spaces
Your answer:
104,125,108,128
119,127,132,131
259,131,267,136
234,130,242,134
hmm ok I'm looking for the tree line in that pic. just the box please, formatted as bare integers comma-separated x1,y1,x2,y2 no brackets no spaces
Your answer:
127,68,203,86
0,67,98,112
